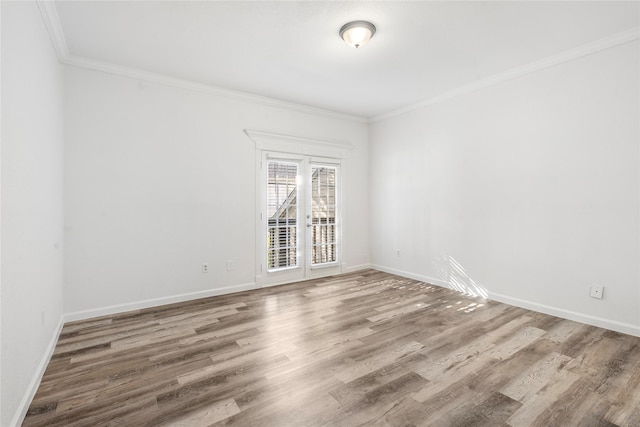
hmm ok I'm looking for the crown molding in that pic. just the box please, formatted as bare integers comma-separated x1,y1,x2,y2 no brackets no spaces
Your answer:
63,55,368,123
36,0,638,125
36,0,69,62
35,1,367,124
372,26,640,122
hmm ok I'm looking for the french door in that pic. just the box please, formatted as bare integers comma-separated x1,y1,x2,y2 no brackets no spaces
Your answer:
257,152,342,287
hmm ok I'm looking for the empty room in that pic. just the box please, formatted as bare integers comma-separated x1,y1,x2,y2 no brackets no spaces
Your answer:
2,1,639,426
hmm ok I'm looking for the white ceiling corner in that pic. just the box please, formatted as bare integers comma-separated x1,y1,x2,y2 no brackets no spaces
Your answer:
36,0,69,62
35,1,368,122
41,1,640,120
373,26,640,122
63,54,370,123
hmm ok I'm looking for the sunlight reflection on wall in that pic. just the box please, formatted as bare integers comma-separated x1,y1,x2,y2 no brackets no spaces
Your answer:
433,255,489,298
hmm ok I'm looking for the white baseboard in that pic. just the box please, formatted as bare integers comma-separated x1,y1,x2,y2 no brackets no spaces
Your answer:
64,282,257,323
370,264,640,338
488,291,640,338
11,316,65,427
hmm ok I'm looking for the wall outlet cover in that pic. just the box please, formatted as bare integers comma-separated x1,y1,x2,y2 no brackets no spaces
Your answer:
590,285,604,299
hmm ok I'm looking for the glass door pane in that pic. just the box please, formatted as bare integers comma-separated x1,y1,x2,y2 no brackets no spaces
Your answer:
266,161,298,271
310,165,337,266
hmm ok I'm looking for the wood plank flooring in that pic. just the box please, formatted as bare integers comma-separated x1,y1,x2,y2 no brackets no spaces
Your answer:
23,270,640,426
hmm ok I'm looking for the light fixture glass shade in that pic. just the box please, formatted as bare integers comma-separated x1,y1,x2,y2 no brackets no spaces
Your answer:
339,21,376,48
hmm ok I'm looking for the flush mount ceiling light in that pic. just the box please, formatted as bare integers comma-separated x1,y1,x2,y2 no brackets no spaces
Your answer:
339,20,376,49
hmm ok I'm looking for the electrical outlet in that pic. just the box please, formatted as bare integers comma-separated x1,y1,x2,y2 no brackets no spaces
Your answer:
201,263,209,273
226,261,233,271
590,285,604,299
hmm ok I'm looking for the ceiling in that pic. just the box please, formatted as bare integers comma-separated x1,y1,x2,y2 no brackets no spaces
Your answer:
53,1,639,119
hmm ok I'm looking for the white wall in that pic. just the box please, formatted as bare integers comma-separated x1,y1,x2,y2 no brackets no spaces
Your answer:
370,40,640,335
63,66,369,316
1,2,65,426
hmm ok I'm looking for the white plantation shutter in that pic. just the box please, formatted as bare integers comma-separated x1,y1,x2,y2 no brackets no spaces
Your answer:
266,161,299,271
310,165,337,265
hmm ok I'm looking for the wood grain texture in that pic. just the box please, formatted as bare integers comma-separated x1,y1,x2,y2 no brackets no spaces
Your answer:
23,270,640,426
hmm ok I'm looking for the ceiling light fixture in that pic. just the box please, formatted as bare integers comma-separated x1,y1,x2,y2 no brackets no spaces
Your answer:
339,20,376,49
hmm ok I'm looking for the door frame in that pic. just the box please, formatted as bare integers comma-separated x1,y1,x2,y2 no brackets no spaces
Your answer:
259,153,306,287
246,130,352,288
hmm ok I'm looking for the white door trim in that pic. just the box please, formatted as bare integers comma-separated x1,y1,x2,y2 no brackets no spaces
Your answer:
248,130,349,288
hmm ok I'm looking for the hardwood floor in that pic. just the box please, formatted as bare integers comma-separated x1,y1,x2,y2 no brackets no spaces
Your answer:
23,270,640,426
